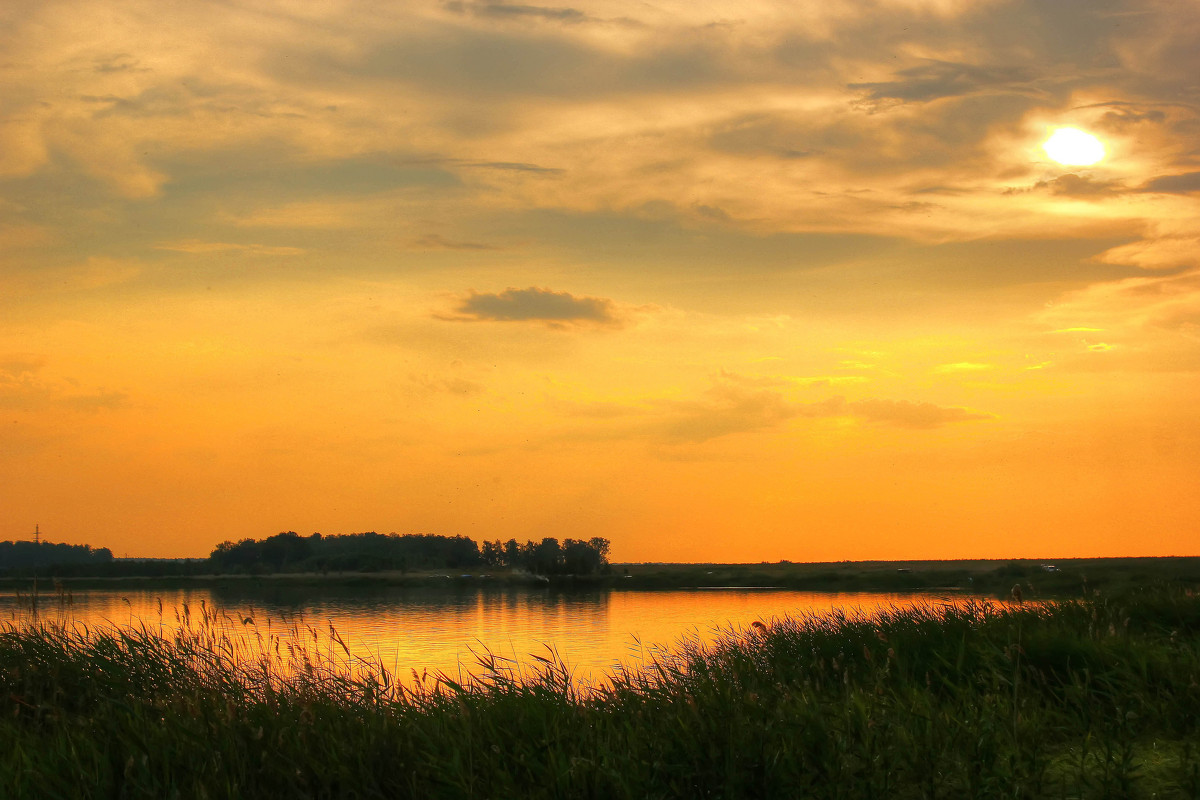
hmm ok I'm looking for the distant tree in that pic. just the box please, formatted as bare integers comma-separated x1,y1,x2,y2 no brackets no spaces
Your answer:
589,537,611,567
532,537,562,575
562,538,600,574
259,532,312,570
480,539,503,567
503,539,520,567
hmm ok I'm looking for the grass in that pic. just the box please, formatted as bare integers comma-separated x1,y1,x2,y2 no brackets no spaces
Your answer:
0,587,1198,798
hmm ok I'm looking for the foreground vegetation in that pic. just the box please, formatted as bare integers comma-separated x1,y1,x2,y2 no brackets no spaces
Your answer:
1,587,1198,798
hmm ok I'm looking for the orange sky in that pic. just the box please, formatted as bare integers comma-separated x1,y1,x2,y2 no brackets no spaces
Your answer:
3,0,1199,561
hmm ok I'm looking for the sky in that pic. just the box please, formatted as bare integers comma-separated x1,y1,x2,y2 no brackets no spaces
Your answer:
2,0,1199,561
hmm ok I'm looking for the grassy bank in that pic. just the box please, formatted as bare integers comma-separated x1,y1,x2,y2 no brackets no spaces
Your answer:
615,556,1200,597
7,555,1198,598
1,588,1199,798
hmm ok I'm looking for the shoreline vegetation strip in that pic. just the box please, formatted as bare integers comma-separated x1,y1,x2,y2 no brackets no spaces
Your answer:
1,588,1198,798
6,558,1200,598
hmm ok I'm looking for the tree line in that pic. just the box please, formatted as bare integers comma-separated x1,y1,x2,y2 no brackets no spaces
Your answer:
0,540,113,570
0,532,612,578
208,532,612,576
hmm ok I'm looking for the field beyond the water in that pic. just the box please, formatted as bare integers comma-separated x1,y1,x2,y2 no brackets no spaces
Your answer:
7,556,1198,600
2,586,1199,798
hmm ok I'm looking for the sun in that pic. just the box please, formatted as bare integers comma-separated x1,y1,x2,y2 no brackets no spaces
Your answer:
1043,127,1106,166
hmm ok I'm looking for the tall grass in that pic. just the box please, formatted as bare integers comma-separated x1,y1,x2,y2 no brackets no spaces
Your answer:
1,589,1198,798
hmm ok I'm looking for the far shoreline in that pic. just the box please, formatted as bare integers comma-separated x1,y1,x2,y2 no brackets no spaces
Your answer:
3,555,1197,598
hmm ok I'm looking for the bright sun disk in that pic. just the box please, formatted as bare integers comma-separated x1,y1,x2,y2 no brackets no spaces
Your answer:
1043,127,1106,166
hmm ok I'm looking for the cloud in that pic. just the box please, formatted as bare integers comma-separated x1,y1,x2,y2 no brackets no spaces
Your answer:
410,234,499,251
654,389,988,442
406,373,485,398
1050,266,1200,333
445,287,620,326
845,398,990,429
657,382,802,443
849,60,1036,107
0,359,127,413
1038,267,1200,373
1093,103,1169,129
933,362,993,373
0,355,47,376
1,256,142,296
154,240,305,255
228,202,367,229
443,2,592,24
1141,172,1200,194
0,223,49,251
1096,236,1200,270
461,160,564,174
567,374,991,445
1024,173,1126,199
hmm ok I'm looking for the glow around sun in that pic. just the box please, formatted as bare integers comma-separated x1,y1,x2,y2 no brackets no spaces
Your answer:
1043,127,1106,166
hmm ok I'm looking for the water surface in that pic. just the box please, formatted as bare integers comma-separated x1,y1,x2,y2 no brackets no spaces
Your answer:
2,585,971,685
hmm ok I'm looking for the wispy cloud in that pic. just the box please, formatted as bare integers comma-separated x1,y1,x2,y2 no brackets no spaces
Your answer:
154,240,305,255
845,398,990,429
410,234,499,251
0,360,127,413
933,362,993,373
564,375,991,444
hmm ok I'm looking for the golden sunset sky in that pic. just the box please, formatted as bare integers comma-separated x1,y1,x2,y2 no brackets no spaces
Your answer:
3,0,1199,561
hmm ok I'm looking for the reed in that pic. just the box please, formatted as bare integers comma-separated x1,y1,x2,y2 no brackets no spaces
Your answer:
0,588,1197,798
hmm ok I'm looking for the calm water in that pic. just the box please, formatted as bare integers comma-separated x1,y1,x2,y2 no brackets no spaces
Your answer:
1,585,971,685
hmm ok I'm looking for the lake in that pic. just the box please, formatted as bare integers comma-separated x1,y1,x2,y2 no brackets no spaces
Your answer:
1,584,974,686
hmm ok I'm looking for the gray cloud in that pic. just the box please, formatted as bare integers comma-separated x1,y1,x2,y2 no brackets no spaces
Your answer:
707,113,819,160
1091,103,1170,130
463,160,564,174
448,287,620,325
849,61,1038,107
443,2,591,24
494,208,901,275
1141,172,1200,194
1039,174,1125,197
706,92,1043,173
1008,173,1127,198
273,21,745,101
410,234,499,251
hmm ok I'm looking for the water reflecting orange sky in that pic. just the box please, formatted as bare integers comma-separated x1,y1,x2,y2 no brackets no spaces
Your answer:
3,587,979,686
